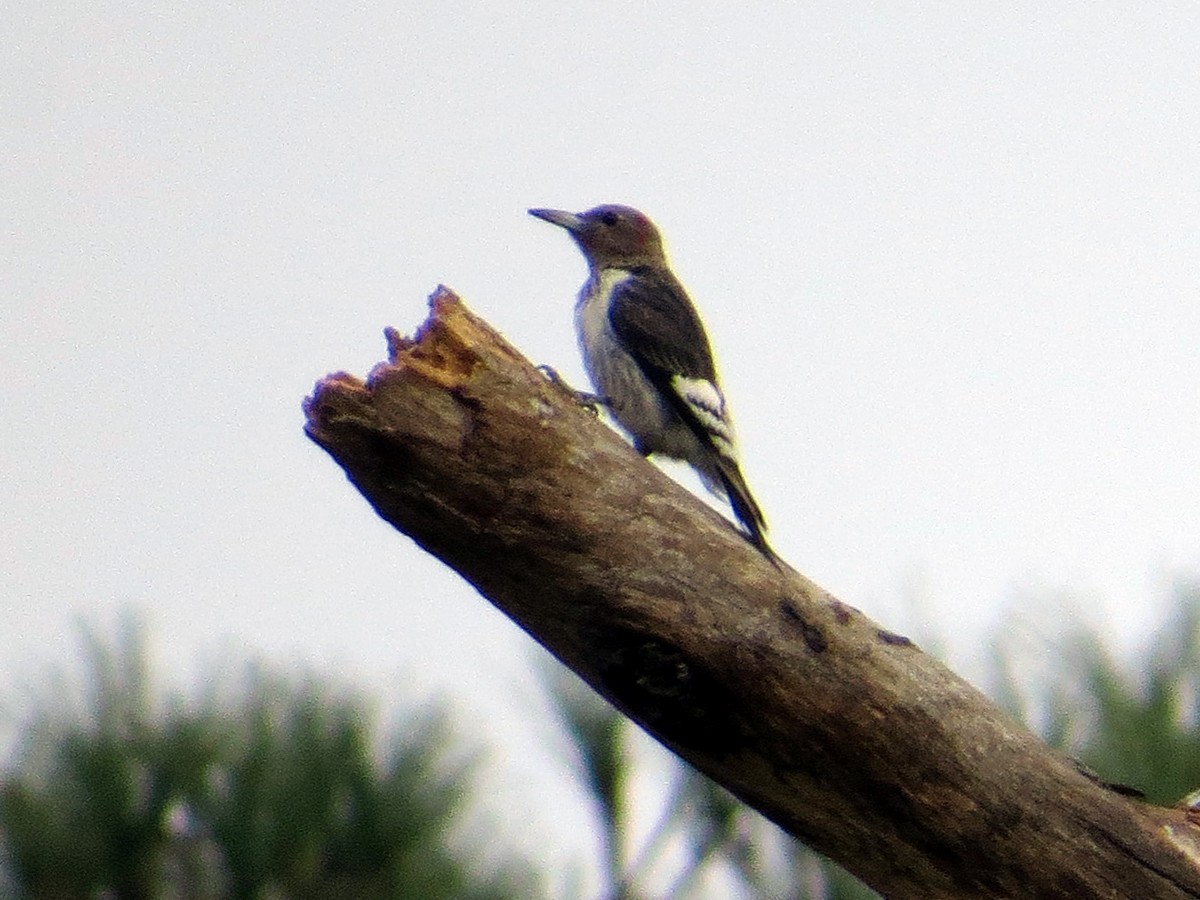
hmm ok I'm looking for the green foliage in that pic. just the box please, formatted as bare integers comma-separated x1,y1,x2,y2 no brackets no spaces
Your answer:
545,587,1200,898
544,665,627,889
7,586,1199,900
539,661,879,899
1009,586,1200,807
0,620,542,900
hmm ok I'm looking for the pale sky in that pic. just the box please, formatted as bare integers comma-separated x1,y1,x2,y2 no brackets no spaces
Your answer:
4,3,1200,892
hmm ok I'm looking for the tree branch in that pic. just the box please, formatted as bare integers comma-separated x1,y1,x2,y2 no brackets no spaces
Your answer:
303,286,1200,898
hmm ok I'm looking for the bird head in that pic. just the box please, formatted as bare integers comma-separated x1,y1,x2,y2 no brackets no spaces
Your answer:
529,204,666,271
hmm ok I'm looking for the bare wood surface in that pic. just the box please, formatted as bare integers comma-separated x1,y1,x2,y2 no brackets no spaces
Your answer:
303,286,1200,898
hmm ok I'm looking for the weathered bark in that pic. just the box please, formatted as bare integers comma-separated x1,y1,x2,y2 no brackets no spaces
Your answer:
303,286,1200,899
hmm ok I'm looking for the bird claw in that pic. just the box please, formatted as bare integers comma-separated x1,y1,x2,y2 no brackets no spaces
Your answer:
537,365,607,415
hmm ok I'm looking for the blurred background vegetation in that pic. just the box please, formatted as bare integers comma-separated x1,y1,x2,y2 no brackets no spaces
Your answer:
3,587,1199,899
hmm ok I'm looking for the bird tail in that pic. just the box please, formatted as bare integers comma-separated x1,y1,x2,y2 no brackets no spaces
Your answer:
653,371,780,565
707,456,779,566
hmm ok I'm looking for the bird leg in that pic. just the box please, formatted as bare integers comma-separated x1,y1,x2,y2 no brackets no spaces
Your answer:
537,365,607,415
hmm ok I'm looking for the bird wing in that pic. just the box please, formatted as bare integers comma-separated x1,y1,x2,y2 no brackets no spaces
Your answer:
607,267,773,557
607,267,718,383
607,267,730,447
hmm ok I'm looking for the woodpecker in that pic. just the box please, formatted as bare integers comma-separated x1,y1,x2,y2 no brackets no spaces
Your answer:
529,204,774,559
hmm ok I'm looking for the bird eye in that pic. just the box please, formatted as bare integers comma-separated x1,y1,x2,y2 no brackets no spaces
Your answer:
599,210,620,227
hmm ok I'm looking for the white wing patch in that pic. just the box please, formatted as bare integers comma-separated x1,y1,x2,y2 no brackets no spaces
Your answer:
671,375,738,457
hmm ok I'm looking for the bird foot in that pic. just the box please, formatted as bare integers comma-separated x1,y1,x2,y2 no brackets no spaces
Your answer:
537,365,607,415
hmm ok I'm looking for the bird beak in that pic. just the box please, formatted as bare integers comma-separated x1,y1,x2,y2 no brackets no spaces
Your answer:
528,208,583,233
